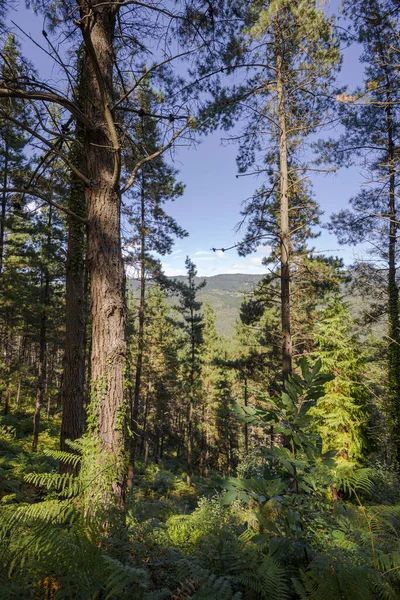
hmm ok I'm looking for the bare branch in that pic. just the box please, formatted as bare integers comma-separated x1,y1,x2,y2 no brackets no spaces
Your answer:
1,188,87,224
0,107,91,186
121,120,191,193
0,87,92,129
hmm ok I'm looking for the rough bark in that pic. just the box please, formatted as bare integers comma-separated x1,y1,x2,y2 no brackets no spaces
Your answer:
60,108,87,473
80,2,126,504
276,49,292,383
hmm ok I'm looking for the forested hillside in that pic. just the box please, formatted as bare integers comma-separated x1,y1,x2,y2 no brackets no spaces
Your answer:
1,1,400,599
129,274,263,336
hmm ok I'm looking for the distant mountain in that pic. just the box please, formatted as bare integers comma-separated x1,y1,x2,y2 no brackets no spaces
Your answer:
128,273,263,337
128,270,387,339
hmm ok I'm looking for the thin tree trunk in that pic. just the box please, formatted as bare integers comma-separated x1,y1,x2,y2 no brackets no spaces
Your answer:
3,387,10,416
199,403,206,477
244,376,249,453
128,180,146,490
15,376,21,408
384,61,400,459
187,307,195,487
32,284,49,452
371,10,400,461
140,386,150,455
276,48,292,383
32,205,52,452
0,140,9,274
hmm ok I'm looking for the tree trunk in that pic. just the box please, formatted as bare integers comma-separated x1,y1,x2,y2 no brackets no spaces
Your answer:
244,376,249,453
187,307,195,487
0,139,9,274
128,180,146,490
199,403,206,477
15,376,21,408
372,12,400,461
32,283,49,452
32,205,52,452
3,387,9,416
276,49,292,383
81,2,127,505
60,124,87,472
384,65,400,460
140,386,150,455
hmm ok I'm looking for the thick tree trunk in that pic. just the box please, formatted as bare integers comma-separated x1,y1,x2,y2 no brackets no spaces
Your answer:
86,184,126,496
80,2,126,505
60,139,86,472
276,50,292,383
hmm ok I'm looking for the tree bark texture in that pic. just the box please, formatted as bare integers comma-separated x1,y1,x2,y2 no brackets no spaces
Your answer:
276,50,293,383
80,1,126,502
60,117,87,469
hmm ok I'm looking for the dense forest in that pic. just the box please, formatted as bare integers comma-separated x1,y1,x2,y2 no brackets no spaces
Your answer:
1,0,400,598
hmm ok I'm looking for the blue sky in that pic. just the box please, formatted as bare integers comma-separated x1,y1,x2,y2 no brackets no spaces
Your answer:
7,0,369,277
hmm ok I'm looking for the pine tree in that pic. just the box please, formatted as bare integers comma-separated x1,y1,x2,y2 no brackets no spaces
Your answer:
0,33,30,274
324,0,400,460
125,79,187,489
0,0,198,512
173,257,205,486
199,304,238,474
311,295,371,464
208,0,341,382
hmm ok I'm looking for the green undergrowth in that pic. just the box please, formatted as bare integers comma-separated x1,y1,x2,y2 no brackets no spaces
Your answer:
2,370,400,599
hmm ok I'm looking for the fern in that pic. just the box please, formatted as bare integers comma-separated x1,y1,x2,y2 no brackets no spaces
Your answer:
334,467,374,496
176,559,239,600
0,437,152,599
293,552,397,600
102,555,149,599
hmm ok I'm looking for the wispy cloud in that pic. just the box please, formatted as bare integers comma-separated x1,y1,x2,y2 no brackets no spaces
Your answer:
163,266,186,276
249,256,264,266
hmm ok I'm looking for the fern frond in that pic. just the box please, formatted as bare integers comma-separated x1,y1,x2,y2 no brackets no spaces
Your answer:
24,471,82,497
335,467,374,496
43,448,82,467
103,555,149,600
